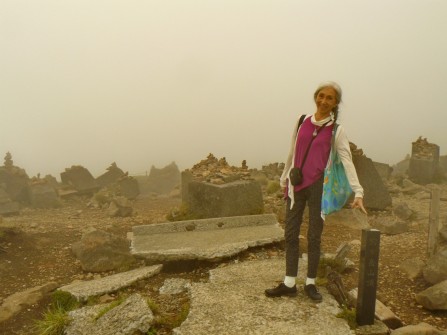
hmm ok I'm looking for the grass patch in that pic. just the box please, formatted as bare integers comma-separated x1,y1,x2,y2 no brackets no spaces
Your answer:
147,298,160,314
51,291,79,311
33,304,70,335
153,302,190,329
336,305,357,329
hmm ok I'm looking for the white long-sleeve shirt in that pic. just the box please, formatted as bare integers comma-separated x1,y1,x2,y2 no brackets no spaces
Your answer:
280,114,364,209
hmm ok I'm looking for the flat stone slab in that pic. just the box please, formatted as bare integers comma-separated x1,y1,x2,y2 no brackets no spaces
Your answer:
59,265,162,301
174,258,353,335
131,214,284,262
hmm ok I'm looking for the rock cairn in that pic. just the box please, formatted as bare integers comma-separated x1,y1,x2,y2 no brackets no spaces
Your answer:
412,136,439,160
186,153,252,185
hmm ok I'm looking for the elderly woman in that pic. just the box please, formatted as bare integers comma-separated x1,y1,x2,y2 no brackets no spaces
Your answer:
265,81,366,302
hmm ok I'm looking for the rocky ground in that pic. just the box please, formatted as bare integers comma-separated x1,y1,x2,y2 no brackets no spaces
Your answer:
1,181,447,334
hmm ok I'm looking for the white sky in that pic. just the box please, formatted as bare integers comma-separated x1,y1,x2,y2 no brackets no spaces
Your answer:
1,0,446,179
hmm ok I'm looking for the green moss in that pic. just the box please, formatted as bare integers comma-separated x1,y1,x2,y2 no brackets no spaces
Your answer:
336,305,357,329
147,298,160,314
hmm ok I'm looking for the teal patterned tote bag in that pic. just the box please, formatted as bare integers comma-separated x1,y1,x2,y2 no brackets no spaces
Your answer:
322,125,352,216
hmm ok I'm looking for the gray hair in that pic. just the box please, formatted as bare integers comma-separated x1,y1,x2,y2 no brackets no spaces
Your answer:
313,81,342,121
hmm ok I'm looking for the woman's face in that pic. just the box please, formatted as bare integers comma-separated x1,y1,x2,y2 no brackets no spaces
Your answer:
315,87,338,116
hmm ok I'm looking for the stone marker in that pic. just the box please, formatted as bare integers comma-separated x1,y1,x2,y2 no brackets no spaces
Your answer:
185,180,263,219
409,137,440,184
356,229,381,326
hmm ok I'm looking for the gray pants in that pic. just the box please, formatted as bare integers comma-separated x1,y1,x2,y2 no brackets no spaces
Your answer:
284,177,324,279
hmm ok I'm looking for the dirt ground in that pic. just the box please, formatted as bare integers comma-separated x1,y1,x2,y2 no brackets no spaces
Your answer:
1,191,446,334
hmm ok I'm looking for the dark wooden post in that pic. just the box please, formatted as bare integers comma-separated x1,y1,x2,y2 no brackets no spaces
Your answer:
356,228,381,326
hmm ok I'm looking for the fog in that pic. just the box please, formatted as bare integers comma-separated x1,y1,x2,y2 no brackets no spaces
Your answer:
1,0,446,179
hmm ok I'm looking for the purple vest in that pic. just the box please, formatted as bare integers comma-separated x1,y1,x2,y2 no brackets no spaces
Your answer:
293,117,333,192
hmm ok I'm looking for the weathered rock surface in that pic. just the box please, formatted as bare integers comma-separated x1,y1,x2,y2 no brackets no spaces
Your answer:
0,282,58,323
60,165,99,195
352,154,392,210
174,258,353,335
107,196,133,217
65,293,154,335
390,322,447,334
60,265,162,301
28,181,60,208
71,229,136,272
371,217,409,235
131,214,283,262
399,258,426,280
96,162,126,188
423,247,447,285
415,280,447,311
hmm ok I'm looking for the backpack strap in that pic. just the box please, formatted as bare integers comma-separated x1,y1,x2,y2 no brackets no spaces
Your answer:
297,114,306,132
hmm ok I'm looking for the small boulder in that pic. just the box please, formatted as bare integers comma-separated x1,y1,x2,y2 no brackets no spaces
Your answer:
71,229,135,272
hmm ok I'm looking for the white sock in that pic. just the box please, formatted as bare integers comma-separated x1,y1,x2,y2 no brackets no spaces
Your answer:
306,277,316,286
284,276,296,288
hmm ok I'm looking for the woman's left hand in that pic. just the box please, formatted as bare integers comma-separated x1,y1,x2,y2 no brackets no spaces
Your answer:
351,197,367,214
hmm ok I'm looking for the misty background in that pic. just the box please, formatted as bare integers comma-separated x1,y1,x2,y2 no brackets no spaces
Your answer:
1,0,446,179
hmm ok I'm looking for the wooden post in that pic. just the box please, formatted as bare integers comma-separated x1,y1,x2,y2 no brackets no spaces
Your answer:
356,229,381,326
428,188,440,257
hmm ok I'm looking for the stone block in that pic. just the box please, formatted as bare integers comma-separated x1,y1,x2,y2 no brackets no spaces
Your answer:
185,180,263,219
60,166,99,195
353,155,392,210
409,158,438,184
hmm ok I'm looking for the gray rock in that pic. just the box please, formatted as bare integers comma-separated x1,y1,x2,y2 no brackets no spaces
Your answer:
390,322,447,335
28,182,60,208
402,178,427,195
400,258,425,280
72,229,136,272
65,293,154,335
0,282,58,323
423,247,447,285
96,163,125,188
0,188,20,216
108,196,133,217
352,155,392,210
393,203,413,220
371,217,409,235
159,278,191,295
60,165,100,195
118,176,140,200
415,280,447,311
355,320,389,335
60,265,162,301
